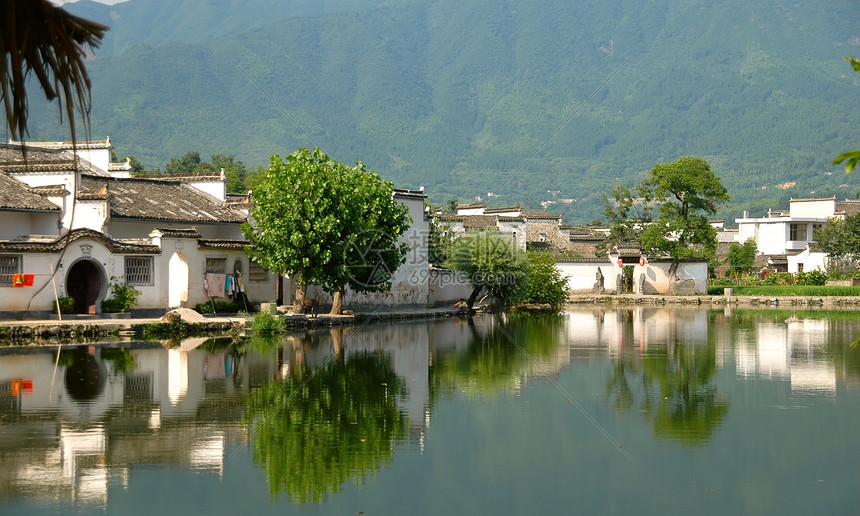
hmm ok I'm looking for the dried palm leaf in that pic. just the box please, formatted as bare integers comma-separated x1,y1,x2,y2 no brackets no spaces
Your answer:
0,0,108,154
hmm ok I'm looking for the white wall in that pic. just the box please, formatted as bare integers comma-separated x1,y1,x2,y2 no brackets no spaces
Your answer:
634,261,708,295
427,268,474,306
557,260,617,294
789,198,835,218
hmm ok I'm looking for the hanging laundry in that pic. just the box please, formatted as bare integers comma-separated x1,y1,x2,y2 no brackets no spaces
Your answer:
12,274,24,287
22,274,34,286
206,273,226,297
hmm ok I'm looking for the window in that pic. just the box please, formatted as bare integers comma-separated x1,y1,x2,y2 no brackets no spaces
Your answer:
206,257,226,274
0,255,21,287
125,256,153,285
249,261,268,282
789,223,807,241
797,263,804,272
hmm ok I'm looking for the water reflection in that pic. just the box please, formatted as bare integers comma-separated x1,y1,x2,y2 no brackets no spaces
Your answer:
1,309,860,511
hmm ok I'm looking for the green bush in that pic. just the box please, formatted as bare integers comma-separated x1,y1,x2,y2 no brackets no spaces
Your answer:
518,250,569,308
196,295,249,314
247,302,285,336
101,277,140,313
54,296,74,314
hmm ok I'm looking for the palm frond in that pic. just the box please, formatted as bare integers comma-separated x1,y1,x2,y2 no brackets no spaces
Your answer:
0,0,108,152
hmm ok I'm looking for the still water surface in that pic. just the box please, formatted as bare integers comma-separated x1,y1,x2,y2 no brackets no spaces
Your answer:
1,307,860,515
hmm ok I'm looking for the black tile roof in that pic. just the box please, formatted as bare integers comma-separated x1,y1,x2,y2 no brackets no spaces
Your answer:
80,174,247,224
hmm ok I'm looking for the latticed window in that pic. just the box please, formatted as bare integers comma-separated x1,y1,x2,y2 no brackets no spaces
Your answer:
0,255,21,287
125,256,153,285
206,257,226,274
249,261,268,282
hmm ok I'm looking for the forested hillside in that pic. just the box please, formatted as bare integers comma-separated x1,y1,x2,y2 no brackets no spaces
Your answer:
24,0,860,224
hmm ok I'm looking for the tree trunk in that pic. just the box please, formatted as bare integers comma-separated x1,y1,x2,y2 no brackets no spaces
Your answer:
330,286,344,315
466,285,482,310
292,282,307,314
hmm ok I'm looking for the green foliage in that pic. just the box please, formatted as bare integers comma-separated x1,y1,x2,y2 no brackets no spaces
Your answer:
601,181,654,253
242,147,410,308
54,296,75,314
428,215,455,266
247,303,285,336
101,277,140,313
445,232,527,307
711,285,858,296
815,214,860,262
726,238,758,273
639,157,730,262
519,250,569,308
195,296,247,314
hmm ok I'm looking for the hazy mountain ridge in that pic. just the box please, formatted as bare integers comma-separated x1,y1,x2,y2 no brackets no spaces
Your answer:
26,0,860,223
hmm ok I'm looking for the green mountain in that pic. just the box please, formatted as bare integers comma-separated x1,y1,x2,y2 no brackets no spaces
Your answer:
25,0,860,224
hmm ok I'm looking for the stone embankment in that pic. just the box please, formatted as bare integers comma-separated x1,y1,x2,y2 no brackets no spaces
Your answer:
567,294,860,308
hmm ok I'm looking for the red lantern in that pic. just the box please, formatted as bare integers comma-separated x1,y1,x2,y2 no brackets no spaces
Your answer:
617,258,623,267
639,256,645,266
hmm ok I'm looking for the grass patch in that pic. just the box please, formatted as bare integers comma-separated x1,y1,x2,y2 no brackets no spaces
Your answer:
709,285,860,296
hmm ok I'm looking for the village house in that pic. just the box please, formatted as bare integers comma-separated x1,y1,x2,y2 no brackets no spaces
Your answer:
0,138,276,317
736,197,860,273
436,204,572,253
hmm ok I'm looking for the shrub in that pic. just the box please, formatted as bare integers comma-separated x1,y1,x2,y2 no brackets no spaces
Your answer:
101,277,140,313
54,296,74,314
518,250,569,308
247,302,285,336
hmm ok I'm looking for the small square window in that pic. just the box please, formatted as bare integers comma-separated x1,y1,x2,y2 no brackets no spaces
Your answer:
0,255,21,287
206,257,226,274
249,261,268,282
125,256,153,286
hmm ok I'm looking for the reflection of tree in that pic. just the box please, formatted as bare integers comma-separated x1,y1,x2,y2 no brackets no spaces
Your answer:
431,314,564,398
606,332,728,444
243,352,408,503
100,347,135,375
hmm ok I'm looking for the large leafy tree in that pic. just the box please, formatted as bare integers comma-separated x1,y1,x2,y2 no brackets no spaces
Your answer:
639,157,730,282
1,0,107,148
242,147,410,314
445,231,527,310
726,237,758,275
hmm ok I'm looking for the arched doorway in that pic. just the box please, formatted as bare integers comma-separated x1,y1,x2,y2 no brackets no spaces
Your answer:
168,251,189,308
66,259,104,314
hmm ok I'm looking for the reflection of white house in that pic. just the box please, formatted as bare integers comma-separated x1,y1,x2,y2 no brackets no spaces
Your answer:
0,138,276,315
736,197,860,272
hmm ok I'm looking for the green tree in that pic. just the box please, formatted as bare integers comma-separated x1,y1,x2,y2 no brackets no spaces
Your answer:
211,153,247,193
428,214,455,266
519,249,569,308
639,157,730,285
445,232,527,310
814,214,860,274
242,147,410,314
1,0,107,148
726,237,757,275
600,180,655,254
833,57,860,173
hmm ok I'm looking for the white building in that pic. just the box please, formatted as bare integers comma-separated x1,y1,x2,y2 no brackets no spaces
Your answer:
0,138,276,316
735,197,860,272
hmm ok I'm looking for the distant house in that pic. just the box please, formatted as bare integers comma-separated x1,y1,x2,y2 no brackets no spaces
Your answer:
736,197,860,272
0,138,276,316
436,205,570,253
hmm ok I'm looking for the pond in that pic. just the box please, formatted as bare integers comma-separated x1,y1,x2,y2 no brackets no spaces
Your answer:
1,307,860,515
